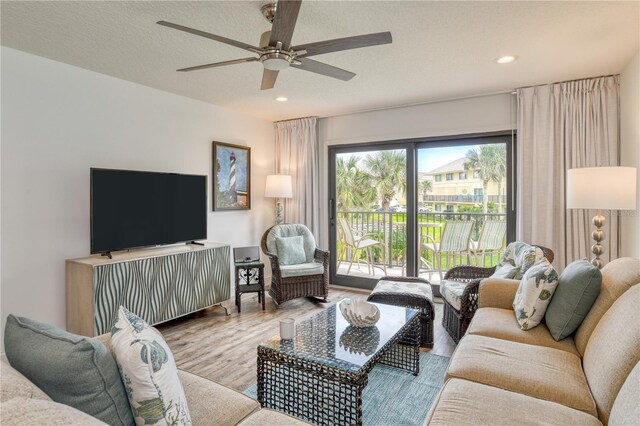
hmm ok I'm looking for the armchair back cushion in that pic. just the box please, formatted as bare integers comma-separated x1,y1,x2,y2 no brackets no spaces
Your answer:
275,236,306,265
265,224,316,264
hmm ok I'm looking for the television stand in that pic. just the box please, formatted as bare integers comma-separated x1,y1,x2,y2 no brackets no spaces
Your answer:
187,241,205,246
101,252,113,259
66,243,231,336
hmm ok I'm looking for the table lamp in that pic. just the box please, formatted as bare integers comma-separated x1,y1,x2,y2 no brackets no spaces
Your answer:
265,174,293,225
566,166,637,268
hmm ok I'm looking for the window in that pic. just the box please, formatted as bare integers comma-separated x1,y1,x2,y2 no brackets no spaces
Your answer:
446,205,454,212
473,170,480,179
435,204,441,212
435,175,442,182
459,172,467,180
474,188,483,202
446,173,454,181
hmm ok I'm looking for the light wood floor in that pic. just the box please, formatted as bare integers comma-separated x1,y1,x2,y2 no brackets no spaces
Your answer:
157,286,456,392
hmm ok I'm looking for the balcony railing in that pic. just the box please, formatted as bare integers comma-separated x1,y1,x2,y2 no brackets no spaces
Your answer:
423,194,506,203
337,211,506,270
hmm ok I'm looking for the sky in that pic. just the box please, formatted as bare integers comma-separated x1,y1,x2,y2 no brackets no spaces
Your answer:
417,145,471,173
337,145,475,174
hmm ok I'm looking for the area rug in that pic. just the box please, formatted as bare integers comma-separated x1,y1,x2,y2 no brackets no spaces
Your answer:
243,352,449,426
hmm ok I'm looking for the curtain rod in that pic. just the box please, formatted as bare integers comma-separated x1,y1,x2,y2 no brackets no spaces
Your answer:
516,74,618,90
317,89,515,120
308,73,617,121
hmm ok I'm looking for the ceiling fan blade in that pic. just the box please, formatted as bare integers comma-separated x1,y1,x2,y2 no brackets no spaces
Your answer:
291,58,355,81
261,69,279,90
157,21,261,54
293,32,392,57
177,57,259,72
269,0,302,50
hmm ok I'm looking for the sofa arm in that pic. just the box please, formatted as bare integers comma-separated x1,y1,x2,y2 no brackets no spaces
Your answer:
478,278,520,310
177,369,259,426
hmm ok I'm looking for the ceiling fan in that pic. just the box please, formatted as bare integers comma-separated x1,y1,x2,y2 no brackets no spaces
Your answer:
157,0,392,90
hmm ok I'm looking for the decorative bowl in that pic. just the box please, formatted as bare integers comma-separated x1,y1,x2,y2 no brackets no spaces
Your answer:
339,299,380,327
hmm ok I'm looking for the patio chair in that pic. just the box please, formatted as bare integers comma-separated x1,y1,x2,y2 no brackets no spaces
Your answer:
338,217,387,276
469,219,507,267
422,220,475,282
441,242,554,343
261,224,329,306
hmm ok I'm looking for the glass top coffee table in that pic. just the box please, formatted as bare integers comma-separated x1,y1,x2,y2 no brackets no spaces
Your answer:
257,300,421,426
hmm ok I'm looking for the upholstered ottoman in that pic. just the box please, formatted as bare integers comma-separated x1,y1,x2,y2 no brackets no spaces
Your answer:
367,276,435,348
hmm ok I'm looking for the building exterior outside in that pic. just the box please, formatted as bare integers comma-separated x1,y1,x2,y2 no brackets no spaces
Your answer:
420,157,506,213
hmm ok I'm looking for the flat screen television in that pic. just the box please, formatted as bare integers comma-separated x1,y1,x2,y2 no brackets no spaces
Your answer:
90,168,207,254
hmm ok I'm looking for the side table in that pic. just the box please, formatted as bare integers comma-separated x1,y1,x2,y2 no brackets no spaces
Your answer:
234,261,266,313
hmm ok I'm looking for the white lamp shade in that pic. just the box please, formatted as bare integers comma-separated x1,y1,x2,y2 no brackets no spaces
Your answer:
265,175,293,198
567,167,637,210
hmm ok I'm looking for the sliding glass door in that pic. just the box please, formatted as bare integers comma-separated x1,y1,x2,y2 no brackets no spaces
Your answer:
329,134,515,289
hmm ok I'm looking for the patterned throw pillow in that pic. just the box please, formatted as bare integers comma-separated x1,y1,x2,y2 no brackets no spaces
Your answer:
496,242,544,280
275,235,306,265
513,258,559,330
111,307,191,426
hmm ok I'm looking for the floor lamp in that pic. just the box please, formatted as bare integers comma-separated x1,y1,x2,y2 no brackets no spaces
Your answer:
566,166,637,268
265,175,292,225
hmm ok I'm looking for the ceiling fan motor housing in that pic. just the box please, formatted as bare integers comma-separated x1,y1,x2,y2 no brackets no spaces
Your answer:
259,30,294,70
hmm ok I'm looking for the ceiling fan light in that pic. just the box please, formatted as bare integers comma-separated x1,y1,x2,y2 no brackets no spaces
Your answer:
263,58,290,71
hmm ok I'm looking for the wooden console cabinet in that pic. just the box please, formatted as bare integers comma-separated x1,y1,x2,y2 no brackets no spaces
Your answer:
66,243,231,336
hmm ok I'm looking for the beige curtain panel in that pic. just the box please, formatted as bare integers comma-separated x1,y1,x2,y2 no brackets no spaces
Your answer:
517,76,620,269
274,117,320,238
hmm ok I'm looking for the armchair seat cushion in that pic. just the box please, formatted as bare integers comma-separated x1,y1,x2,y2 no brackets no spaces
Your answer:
440,280,466,311
280,262,325,278
467,307,580,356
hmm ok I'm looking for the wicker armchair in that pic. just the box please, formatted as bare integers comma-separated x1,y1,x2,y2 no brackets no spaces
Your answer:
441,244,554,343
261,224,329,306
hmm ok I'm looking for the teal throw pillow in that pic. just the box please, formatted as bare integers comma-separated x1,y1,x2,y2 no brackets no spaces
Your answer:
275,235,306,265
545,259,602,341
4,314,134,426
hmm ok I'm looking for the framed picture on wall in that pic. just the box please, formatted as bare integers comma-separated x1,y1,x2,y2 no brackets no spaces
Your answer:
212,141,251,211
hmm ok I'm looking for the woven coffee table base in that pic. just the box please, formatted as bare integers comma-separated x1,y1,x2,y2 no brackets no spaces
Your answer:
257,315,420,426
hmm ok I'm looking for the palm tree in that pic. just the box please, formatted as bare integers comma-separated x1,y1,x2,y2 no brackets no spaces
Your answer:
419,178,433,202
364,150,406,212
463,145,506,213
336,155,377,211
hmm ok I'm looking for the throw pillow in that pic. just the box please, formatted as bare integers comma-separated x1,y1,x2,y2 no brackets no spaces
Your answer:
491,263,521,279
3,314,134,425
275,235,306,265
545,259,602,341
111,306,191,426
513,258,559,330
496,242,543,279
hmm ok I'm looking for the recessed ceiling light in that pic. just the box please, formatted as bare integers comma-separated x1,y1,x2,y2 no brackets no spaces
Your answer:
496,55,517,64
275,96,288,102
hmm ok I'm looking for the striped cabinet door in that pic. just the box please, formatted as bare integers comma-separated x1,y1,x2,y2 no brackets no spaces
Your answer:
92,245,230,335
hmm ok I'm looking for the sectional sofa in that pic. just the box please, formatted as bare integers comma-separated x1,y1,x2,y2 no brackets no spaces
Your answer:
426,257,640,425
0,333,309,425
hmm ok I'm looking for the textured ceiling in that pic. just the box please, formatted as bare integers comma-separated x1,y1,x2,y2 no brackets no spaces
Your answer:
1,1,638,121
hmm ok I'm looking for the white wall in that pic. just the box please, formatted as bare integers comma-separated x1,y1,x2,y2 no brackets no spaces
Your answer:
0,47,275,349
620,51,640,258
317,93,515,247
